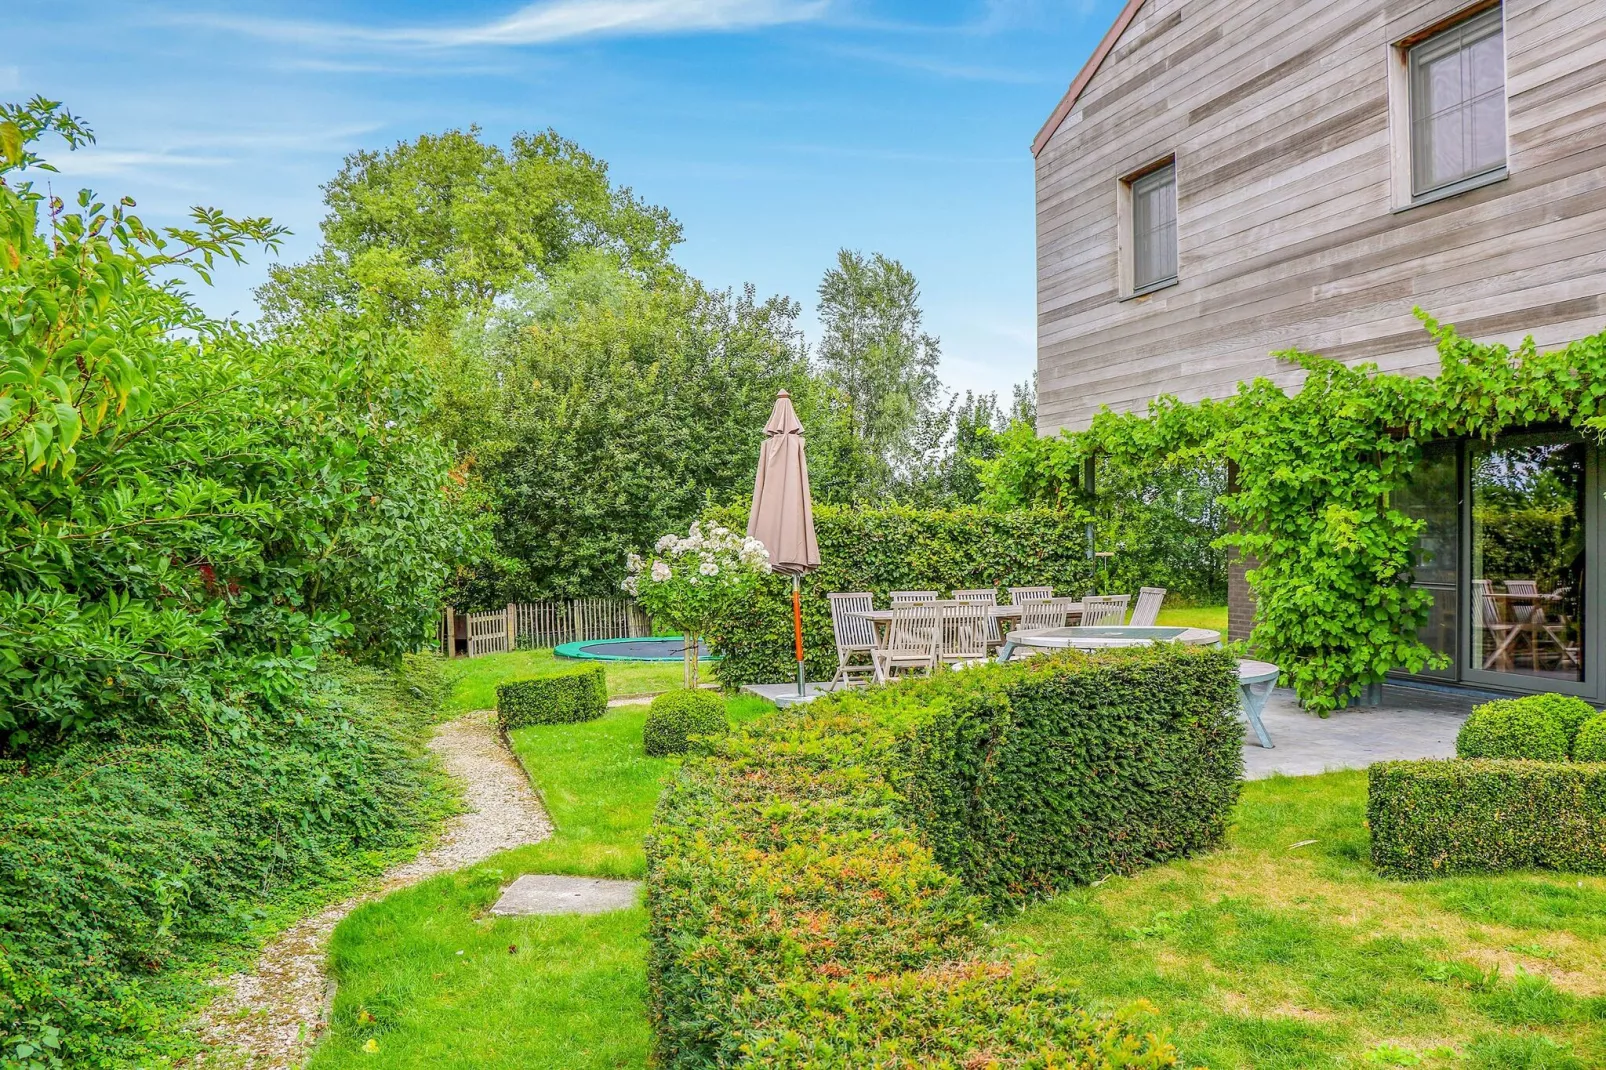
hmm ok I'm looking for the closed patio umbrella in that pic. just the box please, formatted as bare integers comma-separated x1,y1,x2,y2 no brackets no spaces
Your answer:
748,390,820,695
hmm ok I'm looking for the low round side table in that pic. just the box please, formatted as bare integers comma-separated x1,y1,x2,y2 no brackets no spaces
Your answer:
1237,659,1279,749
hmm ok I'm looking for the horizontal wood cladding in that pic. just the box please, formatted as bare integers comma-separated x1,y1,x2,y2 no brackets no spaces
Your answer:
1035,0,1606,436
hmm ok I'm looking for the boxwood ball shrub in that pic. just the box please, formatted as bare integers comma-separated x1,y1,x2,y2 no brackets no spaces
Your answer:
643,689,729,757
646,645,1241,1066
496,665,607,731
1454,693,1594,761
1574,713,1606,762
1369,759,1606,878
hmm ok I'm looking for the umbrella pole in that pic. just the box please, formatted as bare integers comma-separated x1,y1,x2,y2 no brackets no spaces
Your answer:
792,575,805,696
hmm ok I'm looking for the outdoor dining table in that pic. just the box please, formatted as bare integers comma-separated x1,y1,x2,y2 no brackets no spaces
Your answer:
852,603,1084,647
997,625,1222,662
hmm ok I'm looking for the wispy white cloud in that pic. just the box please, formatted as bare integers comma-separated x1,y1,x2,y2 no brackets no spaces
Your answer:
48,149,233,177
193,0,829,50
825,43,1055,84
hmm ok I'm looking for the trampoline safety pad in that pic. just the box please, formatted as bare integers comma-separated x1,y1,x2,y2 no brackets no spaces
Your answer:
553,636,715,662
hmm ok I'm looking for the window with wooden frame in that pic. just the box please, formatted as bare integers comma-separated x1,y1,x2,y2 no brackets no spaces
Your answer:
1122,159,1177,296
1405,4,1507,200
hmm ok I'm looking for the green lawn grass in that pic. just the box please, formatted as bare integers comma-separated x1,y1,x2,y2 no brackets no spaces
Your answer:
1156,603,1228,632
996,771,1606,1069
437,648,711,712
309,695,772,1069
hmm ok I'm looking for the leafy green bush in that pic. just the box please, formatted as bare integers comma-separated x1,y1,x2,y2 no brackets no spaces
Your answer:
0,99,485,755
647,646,1237,1066
1455,695,1594,761
643,689,728,757
1369,759,1606,878
1572,714,1606,762
0,657,451,1067
496,666,607,730
703,502,1097,686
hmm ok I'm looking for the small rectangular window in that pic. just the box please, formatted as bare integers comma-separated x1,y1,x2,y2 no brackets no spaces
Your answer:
1130,163,1177,293
1409,6,1505,198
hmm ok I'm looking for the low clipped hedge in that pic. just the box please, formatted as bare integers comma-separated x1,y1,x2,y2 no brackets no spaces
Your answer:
646,645,1242,1067
1370,759,1606,878
1455,693,1596,760
643,689,728,757
495,665,607,731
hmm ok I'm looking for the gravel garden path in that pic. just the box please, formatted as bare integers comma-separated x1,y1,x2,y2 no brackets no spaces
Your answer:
189,711,551,1068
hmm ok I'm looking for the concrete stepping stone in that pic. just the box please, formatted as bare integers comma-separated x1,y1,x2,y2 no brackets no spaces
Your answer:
490,874,642,916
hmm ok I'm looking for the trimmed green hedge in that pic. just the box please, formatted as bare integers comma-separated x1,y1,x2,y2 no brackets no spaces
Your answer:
495,665,607,730
646,645,1240,1067
1455,693,1595,760
702,502,1097,686
643,689,728,757
1369,759,1606,878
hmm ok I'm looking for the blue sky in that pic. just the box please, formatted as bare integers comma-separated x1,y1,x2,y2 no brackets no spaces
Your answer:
5,0,1118,399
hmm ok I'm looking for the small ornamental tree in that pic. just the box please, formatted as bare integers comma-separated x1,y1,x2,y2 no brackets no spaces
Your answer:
627,522,768,687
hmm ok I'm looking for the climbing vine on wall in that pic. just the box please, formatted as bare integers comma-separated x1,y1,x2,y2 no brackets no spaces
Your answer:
982,312,1606,713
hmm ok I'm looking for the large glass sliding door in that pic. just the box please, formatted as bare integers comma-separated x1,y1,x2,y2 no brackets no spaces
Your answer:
1397,431,1599,698
1464,432,1591,692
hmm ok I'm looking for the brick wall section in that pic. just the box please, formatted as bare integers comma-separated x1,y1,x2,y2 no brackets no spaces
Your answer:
1227,549,1256,643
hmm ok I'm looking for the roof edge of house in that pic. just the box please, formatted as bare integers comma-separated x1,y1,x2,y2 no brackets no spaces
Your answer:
1030,0,1149,158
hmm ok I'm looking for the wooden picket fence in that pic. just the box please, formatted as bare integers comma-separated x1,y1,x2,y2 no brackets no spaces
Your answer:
439,598,651,658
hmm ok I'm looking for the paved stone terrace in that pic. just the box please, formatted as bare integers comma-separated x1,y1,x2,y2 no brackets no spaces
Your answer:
1244,683,1477,779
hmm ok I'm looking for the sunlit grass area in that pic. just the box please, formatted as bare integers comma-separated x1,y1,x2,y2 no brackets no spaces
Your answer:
309,696,773,1069
997,771,1606,1069
437,648,712,712
1156,603,1228,632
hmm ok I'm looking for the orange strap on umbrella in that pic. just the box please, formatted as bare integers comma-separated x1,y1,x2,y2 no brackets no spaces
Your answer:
793,582,804,663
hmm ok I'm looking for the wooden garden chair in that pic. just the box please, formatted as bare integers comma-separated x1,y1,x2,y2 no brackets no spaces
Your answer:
1476,579,1531,671
1007,585,1054,604
953,588,1002,652
827,592,877,690
890,590,939,607
873,604,941,681
1079,594,1130,626
940,602,988,666
1129,587,1166,627
1017,597,1078,631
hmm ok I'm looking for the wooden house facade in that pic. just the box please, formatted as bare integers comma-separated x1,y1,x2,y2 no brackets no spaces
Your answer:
1033,0,1606,695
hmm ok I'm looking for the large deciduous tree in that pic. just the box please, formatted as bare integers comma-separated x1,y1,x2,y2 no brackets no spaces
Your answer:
815,248,942,491
256,126,682,329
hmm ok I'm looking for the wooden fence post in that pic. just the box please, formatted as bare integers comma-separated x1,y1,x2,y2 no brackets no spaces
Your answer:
505,602,518,652
444,606,456,658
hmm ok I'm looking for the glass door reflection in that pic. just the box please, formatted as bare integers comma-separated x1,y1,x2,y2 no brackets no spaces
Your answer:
1469,433,1586,683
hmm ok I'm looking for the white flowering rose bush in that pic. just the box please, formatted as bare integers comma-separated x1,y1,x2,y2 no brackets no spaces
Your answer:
626,523,769,684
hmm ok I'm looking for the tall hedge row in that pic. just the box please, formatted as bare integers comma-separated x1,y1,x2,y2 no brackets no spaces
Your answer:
703,503,1097,686
647,646,1241,1066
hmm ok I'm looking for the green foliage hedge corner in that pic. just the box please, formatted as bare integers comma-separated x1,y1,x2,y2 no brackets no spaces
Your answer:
496,666,608,730
0,657,450,1066
703,502,1098,687
643,689,728,757
1574,714,1606,762
1369,759,1606,879
1455,693,1595,760
645,645,1241,1067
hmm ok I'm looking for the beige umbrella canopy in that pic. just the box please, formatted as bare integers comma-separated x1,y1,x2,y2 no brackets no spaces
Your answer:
748,391,819,574
748,391,819,693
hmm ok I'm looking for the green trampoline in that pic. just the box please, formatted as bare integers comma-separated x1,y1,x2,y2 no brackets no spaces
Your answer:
553,636,715,662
